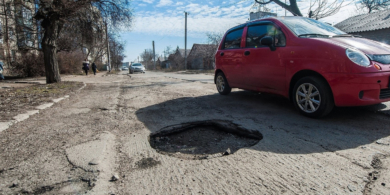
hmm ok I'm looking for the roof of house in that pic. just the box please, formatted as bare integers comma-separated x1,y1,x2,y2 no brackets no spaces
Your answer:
335,9,390,33
178,49,191,57
188,44,218,58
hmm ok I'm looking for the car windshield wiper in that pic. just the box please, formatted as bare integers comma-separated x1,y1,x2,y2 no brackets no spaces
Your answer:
298,34,329,38
332,34,362,38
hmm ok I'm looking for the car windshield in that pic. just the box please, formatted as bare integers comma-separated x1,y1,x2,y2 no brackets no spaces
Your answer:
278,17,345,37
132,64,142,66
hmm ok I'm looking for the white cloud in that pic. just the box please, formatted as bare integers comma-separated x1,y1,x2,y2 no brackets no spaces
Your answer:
157,0,173,7
132,2,252,37
176,2,183,6
138,3,147,6
132,0,355,37
132,15,245,37
141,0,154,3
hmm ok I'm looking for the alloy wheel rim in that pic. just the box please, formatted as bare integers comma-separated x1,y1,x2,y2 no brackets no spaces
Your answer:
216,76,225,92
296,83,321,113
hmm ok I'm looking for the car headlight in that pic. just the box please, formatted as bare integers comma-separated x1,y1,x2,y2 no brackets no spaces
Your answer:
346,48,371,67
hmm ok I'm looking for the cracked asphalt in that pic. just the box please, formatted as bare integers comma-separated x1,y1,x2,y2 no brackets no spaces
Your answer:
1,71,390,194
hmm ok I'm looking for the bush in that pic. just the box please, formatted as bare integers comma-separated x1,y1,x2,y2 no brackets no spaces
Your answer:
57,51,85,74
11,52,45,77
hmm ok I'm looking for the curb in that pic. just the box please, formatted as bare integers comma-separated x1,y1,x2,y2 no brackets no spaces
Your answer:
0,82,87,133
1,81,44,84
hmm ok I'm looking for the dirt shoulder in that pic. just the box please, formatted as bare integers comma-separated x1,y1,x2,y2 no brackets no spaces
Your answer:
0,81,84,121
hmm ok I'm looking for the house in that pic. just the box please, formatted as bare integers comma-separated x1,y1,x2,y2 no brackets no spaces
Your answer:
161,60,171,69
187,44,217,70
335,9,390,44
167,48,191,69
156,57,164,69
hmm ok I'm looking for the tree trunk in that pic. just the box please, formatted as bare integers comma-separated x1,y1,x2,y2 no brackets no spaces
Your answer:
288,0,303,16
41,15,62,84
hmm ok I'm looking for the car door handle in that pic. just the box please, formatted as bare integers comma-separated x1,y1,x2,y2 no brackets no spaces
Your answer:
220,52,224,56
244,51,250,56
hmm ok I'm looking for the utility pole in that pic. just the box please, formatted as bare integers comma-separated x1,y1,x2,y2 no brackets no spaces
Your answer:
285,0,286,16
184,11,188,71
105,20,111,72
153,41,156,70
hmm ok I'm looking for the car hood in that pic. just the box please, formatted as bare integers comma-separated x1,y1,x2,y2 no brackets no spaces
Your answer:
318,37,390,54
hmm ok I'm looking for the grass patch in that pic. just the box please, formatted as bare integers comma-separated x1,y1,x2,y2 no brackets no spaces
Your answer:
0,81,84,121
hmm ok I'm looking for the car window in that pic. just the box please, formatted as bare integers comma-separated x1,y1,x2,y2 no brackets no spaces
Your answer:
223,28,244,49
278,17,344,37
132,64,141,66
246,24,286,48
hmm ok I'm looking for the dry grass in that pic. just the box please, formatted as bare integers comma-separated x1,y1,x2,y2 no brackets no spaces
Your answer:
0,82,84,121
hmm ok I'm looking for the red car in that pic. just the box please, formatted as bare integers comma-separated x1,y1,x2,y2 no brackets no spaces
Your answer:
214,16,390,118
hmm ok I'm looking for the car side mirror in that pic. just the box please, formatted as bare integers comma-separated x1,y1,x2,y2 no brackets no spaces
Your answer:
260,36,276,51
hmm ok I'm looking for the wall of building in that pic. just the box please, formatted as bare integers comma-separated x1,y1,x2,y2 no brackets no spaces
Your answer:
355,28,390,44
0,0,37,75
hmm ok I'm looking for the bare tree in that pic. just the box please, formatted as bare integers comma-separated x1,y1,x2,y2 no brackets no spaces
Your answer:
109,34,125,70
308,0,345,20
34,0,132,83
140,49,157,70
255,0,303,16
358,0,390,13
255,0,346,19
163,46,173,60
206,32,224,46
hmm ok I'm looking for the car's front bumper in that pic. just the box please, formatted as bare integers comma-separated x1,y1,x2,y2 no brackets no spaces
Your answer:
325,71,390,106
131,69,145,72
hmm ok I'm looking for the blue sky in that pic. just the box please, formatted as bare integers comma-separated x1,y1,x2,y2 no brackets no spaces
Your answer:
121,0,358,63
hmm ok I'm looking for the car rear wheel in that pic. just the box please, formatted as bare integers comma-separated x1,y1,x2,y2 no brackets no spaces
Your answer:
216,72,231,95
293,76,334,118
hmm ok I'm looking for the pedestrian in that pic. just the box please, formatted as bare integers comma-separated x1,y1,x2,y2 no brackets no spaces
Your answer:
0,62,4,81
92,62,97,75
82,59,90,75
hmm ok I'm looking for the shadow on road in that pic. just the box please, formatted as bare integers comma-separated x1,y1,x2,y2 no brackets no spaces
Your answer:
136,91,390,155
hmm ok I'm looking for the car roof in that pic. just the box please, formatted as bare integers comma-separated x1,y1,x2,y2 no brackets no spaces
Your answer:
225,16,299,33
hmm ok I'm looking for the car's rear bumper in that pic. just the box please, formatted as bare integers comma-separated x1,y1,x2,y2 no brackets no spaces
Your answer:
325,71,390,106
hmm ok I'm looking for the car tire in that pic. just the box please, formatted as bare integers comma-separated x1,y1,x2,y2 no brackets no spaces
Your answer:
216,72,231,95
292,76,334,118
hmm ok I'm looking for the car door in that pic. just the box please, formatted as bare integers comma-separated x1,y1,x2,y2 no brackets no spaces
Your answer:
217,27,246,88
243,23,287,92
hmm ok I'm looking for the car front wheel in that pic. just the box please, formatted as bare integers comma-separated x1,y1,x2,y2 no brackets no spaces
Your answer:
293,76,334,118
216,72,231,95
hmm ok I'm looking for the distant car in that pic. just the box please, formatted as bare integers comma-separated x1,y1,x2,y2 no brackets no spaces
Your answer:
122,66,129,71
129,63,146,74
214,16,390,118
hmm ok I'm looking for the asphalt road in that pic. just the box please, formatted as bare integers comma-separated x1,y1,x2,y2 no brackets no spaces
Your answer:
1,71,389,194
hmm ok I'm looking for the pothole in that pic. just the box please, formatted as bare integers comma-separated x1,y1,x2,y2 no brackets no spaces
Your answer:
149,120,262,160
